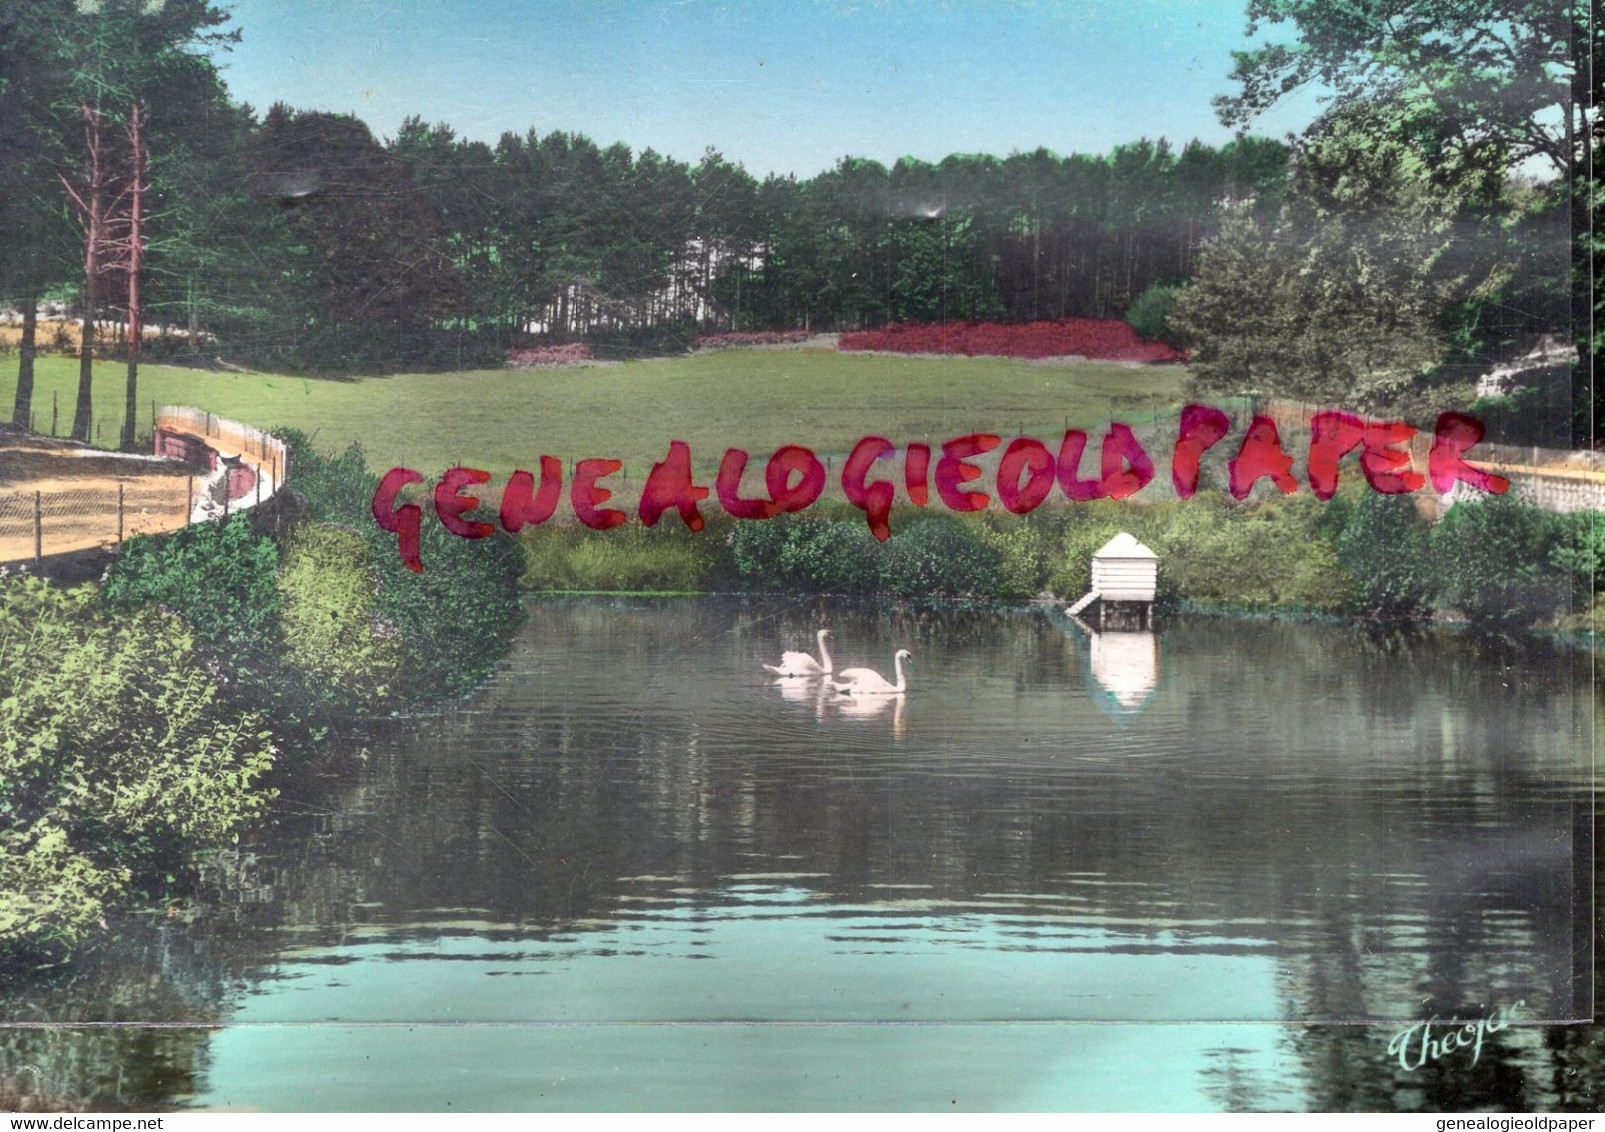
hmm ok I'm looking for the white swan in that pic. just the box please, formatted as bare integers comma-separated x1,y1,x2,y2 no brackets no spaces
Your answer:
763,629,834,676
831,649,911,696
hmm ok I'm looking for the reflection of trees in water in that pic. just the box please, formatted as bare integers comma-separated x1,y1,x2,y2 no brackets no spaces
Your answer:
1201,1044,1280,1112
0,922,225,1111
1282,794,1604,1114
0,601,1595,1111
0,1027,212,1113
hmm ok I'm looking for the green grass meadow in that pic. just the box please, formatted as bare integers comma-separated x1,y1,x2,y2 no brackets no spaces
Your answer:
2,348,1189,477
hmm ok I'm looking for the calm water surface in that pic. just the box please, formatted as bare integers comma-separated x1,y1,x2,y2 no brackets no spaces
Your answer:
0,599,1596,1111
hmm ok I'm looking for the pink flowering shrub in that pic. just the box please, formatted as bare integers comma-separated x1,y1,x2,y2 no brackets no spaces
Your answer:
506,342,594,367
837,318,1183,363
695,330,812,348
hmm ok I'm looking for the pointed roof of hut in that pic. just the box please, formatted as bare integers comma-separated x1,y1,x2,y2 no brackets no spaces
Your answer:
1093,531,1157,559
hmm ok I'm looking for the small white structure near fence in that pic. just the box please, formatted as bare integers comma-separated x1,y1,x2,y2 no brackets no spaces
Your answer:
1067,531,1158,630
153,406,287,522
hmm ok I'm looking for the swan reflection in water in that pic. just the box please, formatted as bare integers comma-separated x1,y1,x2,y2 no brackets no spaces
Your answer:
832,689,908,740
771,675,830,718
766,672,908,737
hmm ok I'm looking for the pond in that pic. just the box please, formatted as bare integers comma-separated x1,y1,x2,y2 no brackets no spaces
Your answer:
0,599,1596,1111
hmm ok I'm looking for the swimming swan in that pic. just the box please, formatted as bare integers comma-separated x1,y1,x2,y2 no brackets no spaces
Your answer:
763,629,834,676
831,649,911,695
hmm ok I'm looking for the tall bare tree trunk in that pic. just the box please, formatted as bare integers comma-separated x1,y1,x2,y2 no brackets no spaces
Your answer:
11,294,37,428
64,105,110,444
121,101,145,450
75,274,98,441
187,275,200,350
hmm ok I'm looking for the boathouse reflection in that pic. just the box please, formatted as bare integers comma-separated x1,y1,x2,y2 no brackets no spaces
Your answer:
1086,629,1160,718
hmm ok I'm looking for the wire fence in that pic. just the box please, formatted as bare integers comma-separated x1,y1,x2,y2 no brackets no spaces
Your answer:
0,478,192,565
1,407,288,568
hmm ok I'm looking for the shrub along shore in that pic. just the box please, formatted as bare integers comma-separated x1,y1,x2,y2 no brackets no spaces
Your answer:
519,488,1600,632
0,433,525,965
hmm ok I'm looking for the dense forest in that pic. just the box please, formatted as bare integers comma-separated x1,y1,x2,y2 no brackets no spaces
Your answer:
0,0,1595,435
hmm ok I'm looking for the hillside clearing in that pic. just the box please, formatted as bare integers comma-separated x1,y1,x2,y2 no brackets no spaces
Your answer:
1,350,1190,479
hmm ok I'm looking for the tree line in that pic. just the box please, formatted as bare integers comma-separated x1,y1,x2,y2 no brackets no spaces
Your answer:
0,4,1294,391
386,120,1290,344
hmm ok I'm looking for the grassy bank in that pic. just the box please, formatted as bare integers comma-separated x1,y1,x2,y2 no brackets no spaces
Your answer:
516,488,1600,634
0,349,1186,475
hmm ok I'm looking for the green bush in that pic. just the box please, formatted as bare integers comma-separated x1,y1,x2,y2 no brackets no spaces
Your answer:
974,513,1064,600
732,516,882,594
521,522,720,592
1125,283,1185,344
279,431,376,524
1334,491,1436,620
278,523,403,708
590,317,699,360
790,522,884,593
102,514,281,669
0,579,276,962
730,514,1004,598
277,431,525,700
1163,496,1352,611
0,821,123,964
1469,383,1576,449
1549,510,1604,593
727,515,795,589
368,516,524,698
1046,496,1352,612
875,517,1006,599
1434,492,1579,630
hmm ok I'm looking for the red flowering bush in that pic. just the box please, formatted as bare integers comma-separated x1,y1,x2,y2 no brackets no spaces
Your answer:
506,342,595,368
694,330,813,348
837,318,1183,363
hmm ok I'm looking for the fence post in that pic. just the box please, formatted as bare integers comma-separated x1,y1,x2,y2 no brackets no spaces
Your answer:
117,482,124,544
186,475,194,521
51,392,57,436
256,465,262,507
33,491,42,565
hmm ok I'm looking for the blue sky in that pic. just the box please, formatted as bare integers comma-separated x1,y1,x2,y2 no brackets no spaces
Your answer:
214,0,1322,177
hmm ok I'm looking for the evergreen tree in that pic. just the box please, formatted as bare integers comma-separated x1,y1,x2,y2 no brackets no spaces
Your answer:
250,107,464,368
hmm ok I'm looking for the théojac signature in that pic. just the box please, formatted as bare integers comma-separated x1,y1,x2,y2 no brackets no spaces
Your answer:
1387,1000,1525,1071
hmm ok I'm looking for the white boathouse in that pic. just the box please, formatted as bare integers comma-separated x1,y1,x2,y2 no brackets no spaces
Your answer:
1067,531,1158,630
